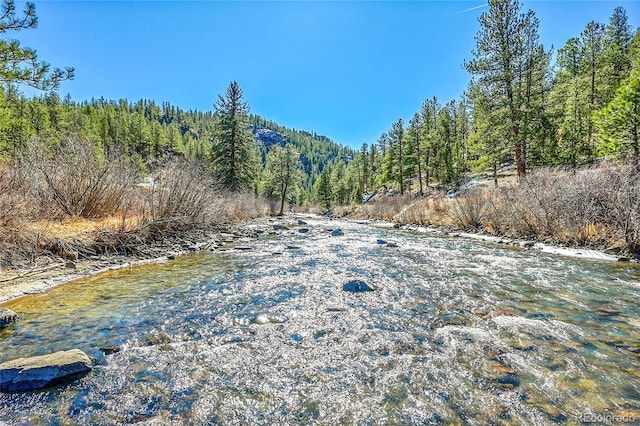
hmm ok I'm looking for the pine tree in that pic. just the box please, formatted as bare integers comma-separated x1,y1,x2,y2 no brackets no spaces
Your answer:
315,167,332,211
406,114,423,195
604,7,633,100
0,1,73,90
419,97,439,189
264,144,301,215
383,119,405,194
212,81,257,191
465,0,548,178
467,81,511,186
596,35,640,164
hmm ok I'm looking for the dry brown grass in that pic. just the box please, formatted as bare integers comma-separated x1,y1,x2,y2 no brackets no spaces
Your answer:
348,163,640,253
0,139,275,268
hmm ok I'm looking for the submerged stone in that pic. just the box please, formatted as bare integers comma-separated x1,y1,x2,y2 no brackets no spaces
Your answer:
376,239,387,245
331,229,344,237
343,280,374,293
596,308,621,316
273,224,288,231
146,333,172,346
0,349,92,393
298,228,310,233
99,345,121,355
482,309,517,320
0,308,18,329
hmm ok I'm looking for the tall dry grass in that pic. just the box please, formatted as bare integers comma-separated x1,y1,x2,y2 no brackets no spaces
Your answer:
0,137,271,268
20,136,140,219
351,163,640,252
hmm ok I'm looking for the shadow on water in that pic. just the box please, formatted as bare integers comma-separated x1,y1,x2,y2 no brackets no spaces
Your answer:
1,217,639,424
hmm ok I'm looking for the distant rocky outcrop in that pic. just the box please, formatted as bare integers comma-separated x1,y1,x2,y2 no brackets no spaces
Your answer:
0,349,93,393
0,308,18,328
254,128,287,150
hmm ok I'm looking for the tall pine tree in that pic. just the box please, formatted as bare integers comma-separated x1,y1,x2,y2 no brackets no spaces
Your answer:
212,81,257,191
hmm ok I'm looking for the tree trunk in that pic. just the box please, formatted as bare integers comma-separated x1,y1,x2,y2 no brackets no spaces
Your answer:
279,182,288,216
493,162,498,188
515,145,525,178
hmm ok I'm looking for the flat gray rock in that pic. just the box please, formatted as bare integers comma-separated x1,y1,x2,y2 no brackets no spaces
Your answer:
0,349,93,393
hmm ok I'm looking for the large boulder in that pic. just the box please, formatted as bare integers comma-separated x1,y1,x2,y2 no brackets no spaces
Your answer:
0,349,92,393
0,308,18,328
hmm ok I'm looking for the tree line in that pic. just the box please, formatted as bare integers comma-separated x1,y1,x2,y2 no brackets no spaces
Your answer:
352,0,639,199
1,0,638,215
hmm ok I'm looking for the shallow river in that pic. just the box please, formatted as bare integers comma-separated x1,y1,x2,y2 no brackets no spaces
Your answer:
1,216,639,425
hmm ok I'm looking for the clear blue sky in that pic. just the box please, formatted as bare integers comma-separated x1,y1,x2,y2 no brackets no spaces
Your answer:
15,1,639,148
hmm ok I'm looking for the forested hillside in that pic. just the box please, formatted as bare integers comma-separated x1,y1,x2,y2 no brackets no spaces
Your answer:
351,2,639,196
0,89,353,202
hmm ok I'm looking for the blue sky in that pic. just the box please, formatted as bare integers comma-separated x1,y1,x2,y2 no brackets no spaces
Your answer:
14,1,640,148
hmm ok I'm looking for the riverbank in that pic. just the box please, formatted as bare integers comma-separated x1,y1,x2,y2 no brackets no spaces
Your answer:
335,164,640,262
1,212,634,305
0,224,261,304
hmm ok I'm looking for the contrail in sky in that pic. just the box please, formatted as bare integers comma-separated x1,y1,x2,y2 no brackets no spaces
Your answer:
453,3,488,15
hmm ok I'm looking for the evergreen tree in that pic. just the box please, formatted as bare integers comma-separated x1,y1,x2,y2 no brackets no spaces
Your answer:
331,159,349,204
465,0,548,178
406,114,423,195
604,7,633,100
419,97,439,189
212,81,257,191
263,144,301,215
467,81,511,186
0,1,73,90
315,167,332,211
596,35,640,164
383,119,405,194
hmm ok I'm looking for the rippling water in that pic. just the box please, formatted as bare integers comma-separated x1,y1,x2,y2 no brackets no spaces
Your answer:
1,216,639,425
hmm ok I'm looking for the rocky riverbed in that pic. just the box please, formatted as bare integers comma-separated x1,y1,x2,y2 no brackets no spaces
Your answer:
1,214,639,424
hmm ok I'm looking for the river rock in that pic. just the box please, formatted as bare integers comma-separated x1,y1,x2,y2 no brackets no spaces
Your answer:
343,280,374,293
0,349,92,393
273,224,288,231
331,229,344,237
482,309,517,320
297,220,307,225
298,228,310,233
0,308,18,328
99,345,121,355
596,307,621,316
376,239,387,244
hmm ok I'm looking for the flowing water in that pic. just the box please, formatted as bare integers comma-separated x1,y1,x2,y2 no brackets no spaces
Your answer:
1,216,639,425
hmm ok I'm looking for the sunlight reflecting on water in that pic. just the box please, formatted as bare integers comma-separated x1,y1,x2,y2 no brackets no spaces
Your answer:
1,216,639,424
